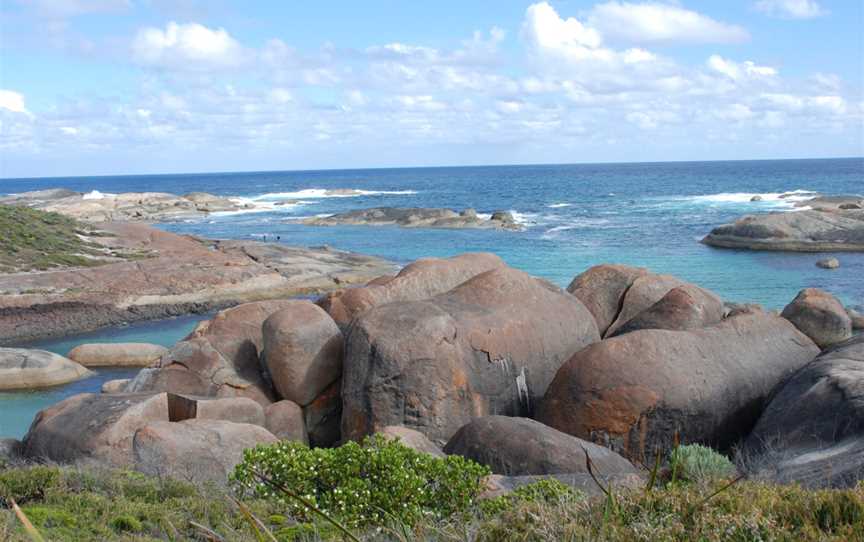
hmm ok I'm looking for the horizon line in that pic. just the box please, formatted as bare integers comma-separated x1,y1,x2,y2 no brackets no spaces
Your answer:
2,155,862,181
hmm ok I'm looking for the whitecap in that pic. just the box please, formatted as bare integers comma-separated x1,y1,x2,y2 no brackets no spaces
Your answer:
82,190,107,200
547,203,572,208
250,188,417,200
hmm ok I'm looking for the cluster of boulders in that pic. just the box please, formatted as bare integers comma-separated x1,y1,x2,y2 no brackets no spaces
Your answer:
5,254,863,491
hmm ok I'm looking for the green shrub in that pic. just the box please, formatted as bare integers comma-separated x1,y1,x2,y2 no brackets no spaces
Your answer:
669,444,736,483
231,434,491,528
109,514,142,533
480,478,582,515
0,466,61,505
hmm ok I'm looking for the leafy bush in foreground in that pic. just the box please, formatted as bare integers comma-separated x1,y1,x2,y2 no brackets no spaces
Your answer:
670,444,736,483
231,434,491,528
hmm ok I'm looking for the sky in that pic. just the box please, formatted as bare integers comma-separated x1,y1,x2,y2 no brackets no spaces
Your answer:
0,0,862,178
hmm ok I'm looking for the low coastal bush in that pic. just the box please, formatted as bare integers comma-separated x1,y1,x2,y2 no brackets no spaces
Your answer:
231,434,491,528
479,478,582,516
669,444,737,483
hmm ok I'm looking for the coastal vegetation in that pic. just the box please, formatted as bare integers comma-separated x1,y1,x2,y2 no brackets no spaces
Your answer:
0,204,116,273
2,440,863,541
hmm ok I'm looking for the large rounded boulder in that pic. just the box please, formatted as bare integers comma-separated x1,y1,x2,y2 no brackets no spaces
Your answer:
133,419,278,484
605,273,686,337
567,264,648,335
318,252,505,327
781,288,852,348
22,392,169,466
265,400,308,444
607,284,724,337
444,416,638,476
742,336,864,488
537,311,819,462
0,348,92,390
341,265,601,446
262,301,343,406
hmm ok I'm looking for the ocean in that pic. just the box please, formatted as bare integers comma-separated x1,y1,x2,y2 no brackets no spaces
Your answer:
1,157,862,437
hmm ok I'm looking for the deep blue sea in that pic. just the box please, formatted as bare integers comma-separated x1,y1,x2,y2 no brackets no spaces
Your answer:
2,158,863,437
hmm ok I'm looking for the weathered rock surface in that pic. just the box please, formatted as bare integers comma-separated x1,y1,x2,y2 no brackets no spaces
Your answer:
605,274,686,337
816,257,840,269
262,302,343,406
341,265,600,446
537,311,819,463
300,207,522,230
743,336,864,488
444,416,638,476
567,264,648,335
0,348,92,390
133,420,277,484
167,394,266,426
318,252,505,327
702,196,864,252
607,284,724,337
0,222,393,344
126,300,301,405
265,400,308,443
101,379,131,393
380,426,445,458
22,392,169,466
781,288,852,348
0,189,246,222
68,342,168,367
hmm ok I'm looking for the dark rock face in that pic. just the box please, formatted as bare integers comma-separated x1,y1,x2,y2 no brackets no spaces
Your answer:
304,380,342,447
132,420,277,484
567,264,649,335
443,416,637,476
537,311,819,463
300,207,522,230
742,336,864,488
318,252,505,327
341,265,600,446
22,393,169,466
781,288,852,349
607,284,724,337
262,302,343,406
702,204,864,252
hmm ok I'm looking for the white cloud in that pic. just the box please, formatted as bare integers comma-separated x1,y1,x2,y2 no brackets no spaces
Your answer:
132,21,246,69
754,0,827,19
589,1,749,44
522,2,603,54
0,89,32,116
707,55,777,81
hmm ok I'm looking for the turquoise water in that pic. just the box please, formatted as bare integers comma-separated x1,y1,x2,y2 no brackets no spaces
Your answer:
0,314,206,438
2,158,862,438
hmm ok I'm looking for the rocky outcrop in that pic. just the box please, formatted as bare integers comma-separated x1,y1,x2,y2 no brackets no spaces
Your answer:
566,264,648,335
300,207,522,230
605,274,687,337
0,189,247,222
380,426,445,458
265,400,308,444
262,302,343,406
67,342,168,367
22,392,169,466
126,300,302,405
537,311,819,463
318,252,505,327
0,222,393,344
742,336,864,488
132,420,277,484
702,196,864,252
0,348,92,390
341,265,600,446
816,257,840,269
781,288,852,348
607,284,724,337
444,416,638,476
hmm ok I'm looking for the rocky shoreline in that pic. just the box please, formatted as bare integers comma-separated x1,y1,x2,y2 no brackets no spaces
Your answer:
2,253,862,493
702,194,864,251
300,207,522,230
0,220,394,344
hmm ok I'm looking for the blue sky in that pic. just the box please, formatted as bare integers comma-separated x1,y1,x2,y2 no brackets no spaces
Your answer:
1,0,862,177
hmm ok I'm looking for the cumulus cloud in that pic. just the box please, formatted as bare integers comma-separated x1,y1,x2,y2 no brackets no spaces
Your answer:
0,89,32,116
754,0,827,19
588,1,749,44
132,21,246,69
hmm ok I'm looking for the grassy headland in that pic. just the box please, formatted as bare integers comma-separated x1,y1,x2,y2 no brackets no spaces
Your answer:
0,204,139,273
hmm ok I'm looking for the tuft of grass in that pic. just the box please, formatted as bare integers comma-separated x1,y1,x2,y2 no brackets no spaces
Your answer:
669,444,737,484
